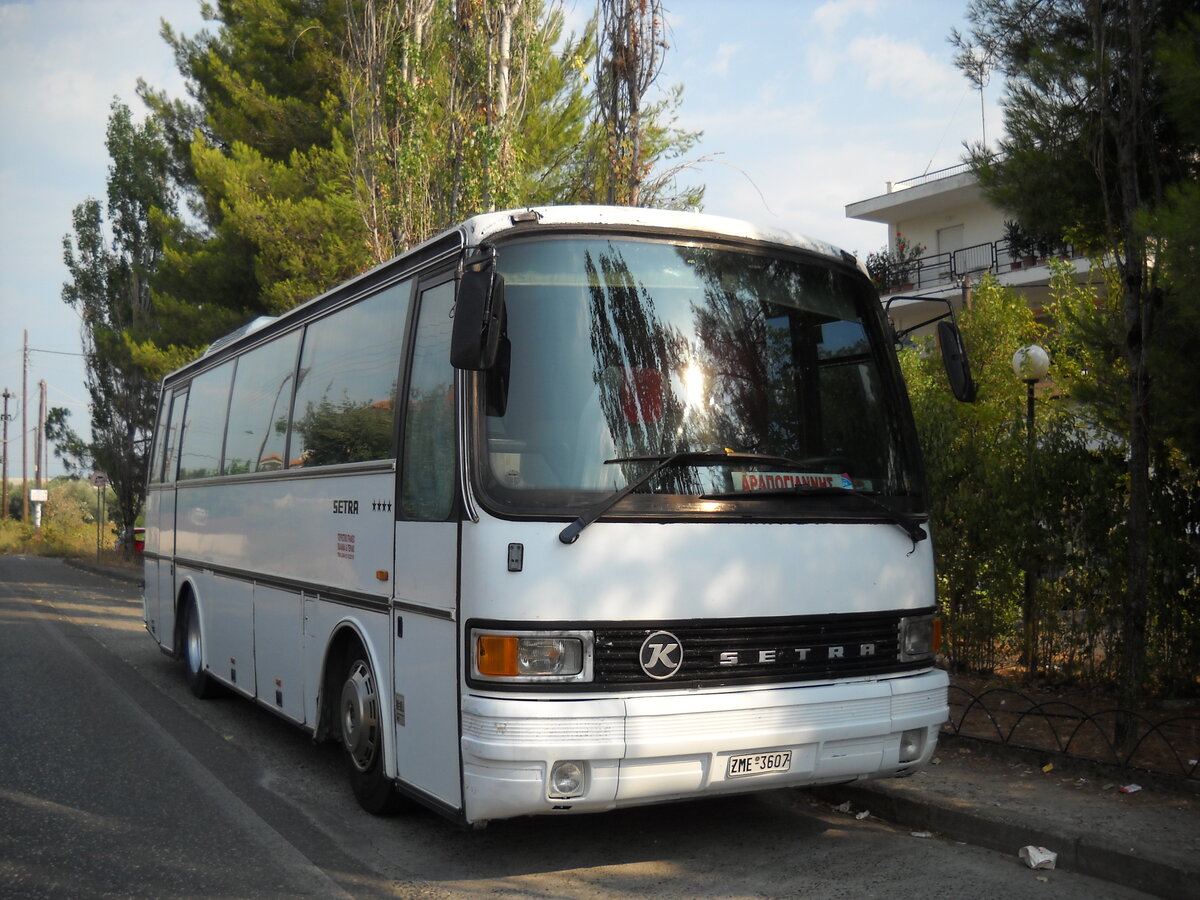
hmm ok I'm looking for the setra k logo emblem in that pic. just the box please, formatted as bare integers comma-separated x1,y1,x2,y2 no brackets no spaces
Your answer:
639,631,684,679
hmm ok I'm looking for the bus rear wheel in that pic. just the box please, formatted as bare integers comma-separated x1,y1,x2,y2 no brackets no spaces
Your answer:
182,598,221,699
339,652,407,815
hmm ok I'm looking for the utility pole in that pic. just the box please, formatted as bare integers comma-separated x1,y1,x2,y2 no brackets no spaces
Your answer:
41,380,48,487
22,329,28,522
1,387,11,519
35,379,46,488
34,376,44,487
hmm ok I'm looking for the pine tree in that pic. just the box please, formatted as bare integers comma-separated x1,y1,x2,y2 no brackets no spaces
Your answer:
952,0,1200,726
61,101,176,543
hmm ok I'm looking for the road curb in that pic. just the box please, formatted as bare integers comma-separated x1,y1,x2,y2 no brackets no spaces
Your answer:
63,557,144,585
811,779,1197,899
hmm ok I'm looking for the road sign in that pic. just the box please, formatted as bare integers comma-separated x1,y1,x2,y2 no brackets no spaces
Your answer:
90,472,108,488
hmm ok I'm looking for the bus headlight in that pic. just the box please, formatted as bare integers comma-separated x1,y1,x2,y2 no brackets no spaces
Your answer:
898,614,941,662
471,629,593,683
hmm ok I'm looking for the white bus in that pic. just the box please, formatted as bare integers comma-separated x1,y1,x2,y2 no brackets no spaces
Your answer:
143,206,971,825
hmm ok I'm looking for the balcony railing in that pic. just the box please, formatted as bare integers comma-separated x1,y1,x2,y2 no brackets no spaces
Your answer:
878,238,1082,294
890,162,974,191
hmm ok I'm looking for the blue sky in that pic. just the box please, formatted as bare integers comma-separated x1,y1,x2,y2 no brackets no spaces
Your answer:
0,0,998,478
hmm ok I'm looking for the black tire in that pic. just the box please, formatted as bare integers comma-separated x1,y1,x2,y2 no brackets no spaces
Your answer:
338,650,408,815
181,597,221,699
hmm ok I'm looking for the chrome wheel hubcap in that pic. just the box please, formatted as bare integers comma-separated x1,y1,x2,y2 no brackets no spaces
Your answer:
340,660,379,772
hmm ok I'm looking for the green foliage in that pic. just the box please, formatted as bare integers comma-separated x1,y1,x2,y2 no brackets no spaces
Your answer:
62,101,174,541
135,0,706,354
901,277,1042,672
1044,261,1200,694
952,0,1200,714
44,407,92,477
191,136,364,313
1141,12,1200,467
954,0,1197,256
140,0,352,350
905,268,1200,695
0,478,118,557
865,232,926,292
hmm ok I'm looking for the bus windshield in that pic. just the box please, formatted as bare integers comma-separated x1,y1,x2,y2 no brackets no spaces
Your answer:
476,235,922,517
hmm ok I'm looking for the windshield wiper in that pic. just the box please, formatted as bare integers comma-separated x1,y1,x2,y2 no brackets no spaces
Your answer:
558,449,928,546
559,450,777,544
700,484,928,544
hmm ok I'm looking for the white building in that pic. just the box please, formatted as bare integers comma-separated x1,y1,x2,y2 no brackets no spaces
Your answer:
846,162,1095,338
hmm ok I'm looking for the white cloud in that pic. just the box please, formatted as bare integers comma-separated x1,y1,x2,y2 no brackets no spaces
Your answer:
709,42,743,77
805,42,841,86
811,0,882,34
846,33,963,105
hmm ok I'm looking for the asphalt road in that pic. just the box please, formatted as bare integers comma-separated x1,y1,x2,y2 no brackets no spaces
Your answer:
0,556,1153,899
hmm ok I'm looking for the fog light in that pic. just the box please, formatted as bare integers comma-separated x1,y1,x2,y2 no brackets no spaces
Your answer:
899,728,925,764
549,761,586,798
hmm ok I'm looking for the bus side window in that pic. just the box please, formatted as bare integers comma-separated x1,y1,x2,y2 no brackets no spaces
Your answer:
288,282,409,468
178,364,233,480
160,389,187,484
402,279,456,520
148,396,170,484
222,331,301,474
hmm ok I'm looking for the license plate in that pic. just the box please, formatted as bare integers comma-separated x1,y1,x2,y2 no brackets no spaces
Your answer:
726,750,792,778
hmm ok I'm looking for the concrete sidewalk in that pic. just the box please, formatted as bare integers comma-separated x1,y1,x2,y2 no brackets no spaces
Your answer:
813,735,1200,899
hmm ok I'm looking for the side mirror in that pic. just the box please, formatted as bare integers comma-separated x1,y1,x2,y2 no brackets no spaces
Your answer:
937,320,977,403
451,254,505,370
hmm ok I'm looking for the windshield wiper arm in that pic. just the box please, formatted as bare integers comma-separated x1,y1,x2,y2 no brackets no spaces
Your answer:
559,450,927,546
605,450,811,469
700,485,928,544
559,450,762,544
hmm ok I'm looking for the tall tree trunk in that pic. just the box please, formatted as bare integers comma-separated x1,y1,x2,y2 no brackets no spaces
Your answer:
597,0,665,206
1101,0,1156,749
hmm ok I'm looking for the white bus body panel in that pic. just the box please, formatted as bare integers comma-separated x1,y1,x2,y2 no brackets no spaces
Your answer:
142,487,171,644
392,521,461,809
458,515,943,823
173,473,394,594
169,471,395,728
461,671,946,822
254,583,305,719
460,518,932,622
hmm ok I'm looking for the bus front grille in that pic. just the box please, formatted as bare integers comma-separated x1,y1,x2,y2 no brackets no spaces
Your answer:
592,609,925,689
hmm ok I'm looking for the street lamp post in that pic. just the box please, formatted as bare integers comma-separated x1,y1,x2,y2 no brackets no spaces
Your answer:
1012,344,1051,676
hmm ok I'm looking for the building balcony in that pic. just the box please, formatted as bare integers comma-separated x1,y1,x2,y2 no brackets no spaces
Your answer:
847,163,979,224
877,237,1085,296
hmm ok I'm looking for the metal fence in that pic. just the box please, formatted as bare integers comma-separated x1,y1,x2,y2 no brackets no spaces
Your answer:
944,682,1200,781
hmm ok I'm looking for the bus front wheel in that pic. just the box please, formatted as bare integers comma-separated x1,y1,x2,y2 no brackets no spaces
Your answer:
182,598,221,699
339,652,407,815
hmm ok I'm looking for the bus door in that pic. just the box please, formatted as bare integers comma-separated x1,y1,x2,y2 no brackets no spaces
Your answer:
149,387,186,649
392,274,462,810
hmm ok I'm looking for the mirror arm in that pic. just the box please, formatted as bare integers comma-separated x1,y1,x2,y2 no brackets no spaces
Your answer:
883,294,977,403
884,294,961,344
458,243,497,282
